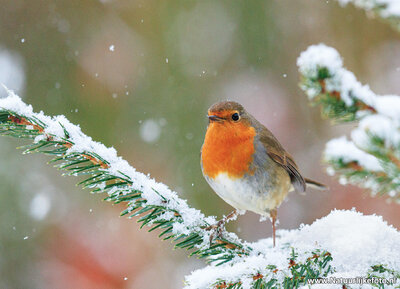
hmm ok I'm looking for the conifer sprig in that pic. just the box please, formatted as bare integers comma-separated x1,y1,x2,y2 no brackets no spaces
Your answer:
203,249,333,289
298,44,400,201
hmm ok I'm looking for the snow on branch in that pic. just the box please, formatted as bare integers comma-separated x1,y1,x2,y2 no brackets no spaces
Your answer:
298,44,400,202
336,0,400,31
0,88,248,265
185,210,400,289
1,90,400,288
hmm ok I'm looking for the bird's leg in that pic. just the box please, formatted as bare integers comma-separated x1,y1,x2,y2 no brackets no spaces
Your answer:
270,208,277,247
206,210,239,243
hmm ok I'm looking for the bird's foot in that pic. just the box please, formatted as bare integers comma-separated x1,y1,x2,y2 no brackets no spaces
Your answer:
205,210,240,244
205,218,227,244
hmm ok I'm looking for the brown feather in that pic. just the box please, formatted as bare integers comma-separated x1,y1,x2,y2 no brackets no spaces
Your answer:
304,178,328,190
257,124,306,193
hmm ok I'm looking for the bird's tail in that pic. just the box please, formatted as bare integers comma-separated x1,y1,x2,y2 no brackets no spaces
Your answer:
305,178,328,191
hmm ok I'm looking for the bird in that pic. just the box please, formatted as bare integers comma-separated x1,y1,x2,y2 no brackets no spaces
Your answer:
200,101,326,247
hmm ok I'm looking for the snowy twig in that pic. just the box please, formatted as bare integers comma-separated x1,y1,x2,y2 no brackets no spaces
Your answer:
298,44,400,202
0,89,249,265
335,0,400,31
185,210,400,289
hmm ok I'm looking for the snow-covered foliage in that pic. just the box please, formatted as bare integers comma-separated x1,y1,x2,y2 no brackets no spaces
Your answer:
185,210,400,289
298,44,400,201
335,0,400,31
297,44,376,108
325,137,383,172
2,90,400,288
0,88,248,264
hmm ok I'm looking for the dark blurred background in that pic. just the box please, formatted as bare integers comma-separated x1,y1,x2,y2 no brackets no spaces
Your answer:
1,1,400,288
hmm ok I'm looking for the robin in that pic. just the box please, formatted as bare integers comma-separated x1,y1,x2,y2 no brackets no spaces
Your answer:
201,101,326,247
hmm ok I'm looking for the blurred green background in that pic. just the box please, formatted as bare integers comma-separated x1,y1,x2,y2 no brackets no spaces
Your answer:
1,1,400,288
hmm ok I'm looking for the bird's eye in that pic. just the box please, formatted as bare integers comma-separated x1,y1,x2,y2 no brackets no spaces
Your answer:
231,113,240,121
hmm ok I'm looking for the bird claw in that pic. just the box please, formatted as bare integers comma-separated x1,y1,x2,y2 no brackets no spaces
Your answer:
205,210,240,245
205,219,226,244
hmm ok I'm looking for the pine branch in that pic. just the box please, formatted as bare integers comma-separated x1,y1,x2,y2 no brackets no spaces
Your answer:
185,209,400,289
186,249,334,289
0,89,249,265
297,44,400,202
335,0,400,32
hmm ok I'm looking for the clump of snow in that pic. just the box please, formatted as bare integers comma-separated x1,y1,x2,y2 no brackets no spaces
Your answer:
325,136,383,171
185,210,400,289
334,70,376,107
375,95,400,123
0,87,33,115
284,210,400,272
297,44,343,83
337,0,400,18
297,44,376,106
352,114,400,150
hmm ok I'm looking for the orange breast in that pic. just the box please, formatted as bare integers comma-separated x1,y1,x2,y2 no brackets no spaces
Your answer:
201,122,256,179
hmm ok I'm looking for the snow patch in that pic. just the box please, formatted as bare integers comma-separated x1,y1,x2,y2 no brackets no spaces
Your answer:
185,210,400,289
352,114,400,149
297,43,342,84
325,136,383,171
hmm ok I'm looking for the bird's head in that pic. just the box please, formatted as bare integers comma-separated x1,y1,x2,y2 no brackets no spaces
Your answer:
207,101,249,125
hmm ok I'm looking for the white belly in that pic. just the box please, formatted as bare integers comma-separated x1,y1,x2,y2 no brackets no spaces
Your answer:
206,172,278,215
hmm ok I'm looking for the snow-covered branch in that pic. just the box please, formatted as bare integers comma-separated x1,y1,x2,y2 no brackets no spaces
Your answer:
185,210,400,289
0,89,249,265
298,44,400,202
1,90,400,288
335,0,400,31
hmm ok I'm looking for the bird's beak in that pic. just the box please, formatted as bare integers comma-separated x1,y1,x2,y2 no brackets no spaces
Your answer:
207,115,223,122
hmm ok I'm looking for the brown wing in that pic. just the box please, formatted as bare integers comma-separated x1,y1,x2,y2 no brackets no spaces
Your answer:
259,128,306,193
